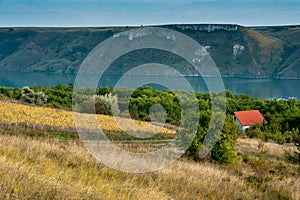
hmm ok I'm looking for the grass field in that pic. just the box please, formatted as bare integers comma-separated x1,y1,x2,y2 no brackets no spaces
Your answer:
0,101,299,199
0,130,265,199
0,126,299,199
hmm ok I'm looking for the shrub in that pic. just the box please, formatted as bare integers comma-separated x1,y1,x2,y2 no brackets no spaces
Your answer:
21,87,47,105
295,142,300,163
247,125,264,139
94,94,120,116
248,151,271,185
211,141,238,163
73,93,120,116
288,134,300,164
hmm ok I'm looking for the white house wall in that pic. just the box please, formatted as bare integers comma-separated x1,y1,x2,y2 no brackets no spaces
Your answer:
242,125,250,132
233,116,243,132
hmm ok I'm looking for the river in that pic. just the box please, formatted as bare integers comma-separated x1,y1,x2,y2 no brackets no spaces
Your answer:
0,71,299,99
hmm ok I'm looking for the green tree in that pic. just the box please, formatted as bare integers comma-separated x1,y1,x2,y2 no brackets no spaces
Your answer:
211,115,239,163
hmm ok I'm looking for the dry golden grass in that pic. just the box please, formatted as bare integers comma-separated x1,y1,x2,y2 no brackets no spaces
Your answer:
246,29,279,48
289,27,300,31
0,134,169,200
246,28,283,65
0,101,175,134
236,138,296,158
236,138,300,200
0,133,271,200
0,101,298,199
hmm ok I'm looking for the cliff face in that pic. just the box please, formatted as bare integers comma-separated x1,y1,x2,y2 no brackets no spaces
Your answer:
0,25,299,78
172,24,238,32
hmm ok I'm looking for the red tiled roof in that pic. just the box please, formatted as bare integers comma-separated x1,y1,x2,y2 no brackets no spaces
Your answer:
234,110,266,126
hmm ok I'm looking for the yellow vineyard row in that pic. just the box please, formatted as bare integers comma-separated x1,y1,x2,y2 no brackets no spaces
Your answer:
0,101,175,134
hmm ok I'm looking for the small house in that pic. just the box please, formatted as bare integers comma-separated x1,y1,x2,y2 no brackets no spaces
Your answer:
233,110,266,132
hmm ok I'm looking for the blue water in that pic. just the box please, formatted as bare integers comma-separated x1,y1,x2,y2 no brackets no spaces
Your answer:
0,71,299,99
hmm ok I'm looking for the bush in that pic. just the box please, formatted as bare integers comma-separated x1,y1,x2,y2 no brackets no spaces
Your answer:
211,142,238,163
94,94,120,116
21,87,47,105
248,151,271,184
247,125,264,139
294,143,300,163
73,93,120,116
285,133,300,164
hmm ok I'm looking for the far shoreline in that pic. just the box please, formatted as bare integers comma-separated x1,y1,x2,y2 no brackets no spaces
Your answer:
0,70,300,80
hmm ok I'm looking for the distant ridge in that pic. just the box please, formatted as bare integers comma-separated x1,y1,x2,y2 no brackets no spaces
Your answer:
0,24,299,78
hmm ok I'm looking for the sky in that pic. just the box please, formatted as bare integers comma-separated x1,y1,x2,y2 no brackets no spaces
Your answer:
1,0,300,27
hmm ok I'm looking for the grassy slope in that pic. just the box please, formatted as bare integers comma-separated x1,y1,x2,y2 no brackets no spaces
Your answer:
253,26,300,78
244,28,283,75
0,126,299,199
0,131,263,200
0,120,299,199
0,100,299,199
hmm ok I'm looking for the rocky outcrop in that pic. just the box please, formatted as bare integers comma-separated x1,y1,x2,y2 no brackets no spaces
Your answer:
233,44,245,57
171,24,238,32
